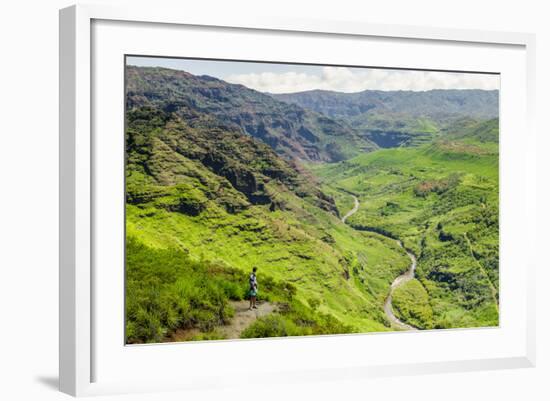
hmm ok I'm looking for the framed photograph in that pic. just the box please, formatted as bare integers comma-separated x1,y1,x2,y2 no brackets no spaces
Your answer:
59,4,536,396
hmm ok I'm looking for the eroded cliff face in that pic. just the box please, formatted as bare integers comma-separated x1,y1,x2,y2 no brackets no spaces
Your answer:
126,66,378,164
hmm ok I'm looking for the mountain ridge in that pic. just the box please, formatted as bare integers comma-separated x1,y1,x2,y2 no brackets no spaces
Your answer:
271,88,499,120
271,88,498,148
126,66,378,162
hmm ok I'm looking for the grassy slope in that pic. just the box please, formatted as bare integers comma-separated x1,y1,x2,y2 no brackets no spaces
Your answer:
392,279,433,329
127,183,410,333
313,139,499,329
125,105,411,341
125,68,500,337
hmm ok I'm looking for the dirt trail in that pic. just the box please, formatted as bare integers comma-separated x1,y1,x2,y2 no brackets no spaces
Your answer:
342,195,418,331
167,300,276,342
220,301,277,339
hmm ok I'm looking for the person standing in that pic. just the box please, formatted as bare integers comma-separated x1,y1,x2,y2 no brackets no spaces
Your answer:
249,267,258,310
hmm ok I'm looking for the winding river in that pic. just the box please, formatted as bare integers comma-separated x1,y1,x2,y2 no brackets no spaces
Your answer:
342,195,418,331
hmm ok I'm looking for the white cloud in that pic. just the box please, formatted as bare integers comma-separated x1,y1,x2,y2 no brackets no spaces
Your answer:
225,67,499,94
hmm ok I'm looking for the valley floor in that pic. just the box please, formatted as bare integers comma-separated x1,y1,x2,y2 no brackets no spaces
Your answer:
342,195,418,331
315,142,499,330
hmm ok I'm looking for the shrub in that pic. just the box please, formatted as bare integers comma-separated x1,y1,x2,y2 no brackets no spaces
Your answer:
125,237,243,343
240,314,303,338
413,174,460,198
126,236,357,343
240,297,354,340
392,279,434,329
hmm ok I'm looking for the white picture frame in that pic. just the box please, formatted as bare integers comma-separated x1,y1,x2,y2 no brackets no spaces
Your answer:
59,4,536,397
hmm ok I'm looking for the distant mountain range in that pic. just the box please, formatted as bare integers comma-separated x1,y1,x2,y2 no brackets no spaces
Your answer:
271,89,498,121
127,67,499,156
272,89,499,148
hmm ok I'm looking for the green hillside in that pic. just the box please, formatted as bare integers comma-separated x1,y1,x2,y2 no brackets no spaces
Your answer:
125,99,410,343
313,138,499,329
125,65,499,342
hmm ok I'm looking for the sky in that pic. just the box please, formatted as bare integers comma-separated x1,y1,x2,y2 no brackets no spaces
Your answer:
127,56,500,94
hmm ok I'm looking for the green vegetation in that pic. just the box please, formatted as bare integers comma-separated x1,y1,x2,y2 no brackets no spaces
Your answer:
314,135,499,329
241,303,353,338
125,181,410,341
392,279,434,329
125,65,499,341
125,81,411,343
126,237,239,343
126,236,354,343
